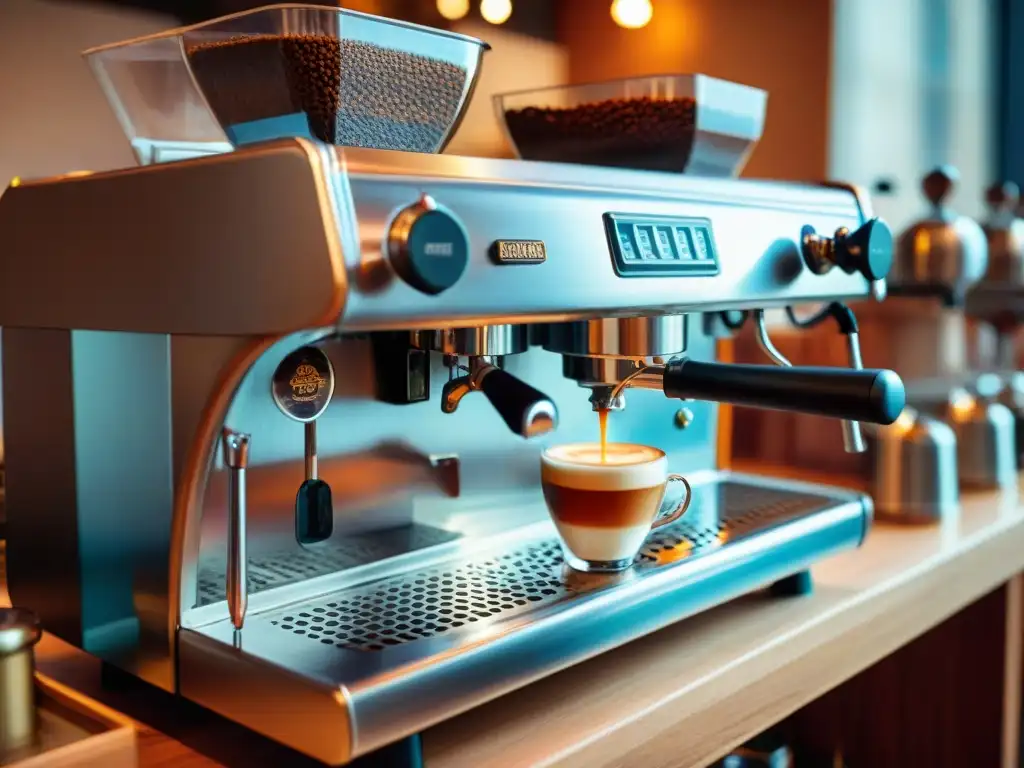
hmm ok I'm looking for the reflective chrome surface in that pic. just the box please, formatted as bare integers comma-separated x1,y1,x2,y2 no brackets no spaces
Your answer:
0,140,878,335
543,317,688,359
221,429,251,631
418,324,528,357
944,383,1017,490
181,472,870,764
871,408,959,524
892,167,988,304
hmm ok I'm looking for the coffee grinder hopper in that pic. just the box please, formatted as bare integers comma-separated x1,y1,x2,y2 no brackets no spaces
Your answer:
495,74,768,176
82,3,490,165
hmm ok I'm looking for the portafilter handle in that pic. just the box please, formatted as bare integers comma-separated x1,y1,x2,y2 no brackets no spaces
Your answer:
442,360,558,438
661,359,906,425
477,366,558,438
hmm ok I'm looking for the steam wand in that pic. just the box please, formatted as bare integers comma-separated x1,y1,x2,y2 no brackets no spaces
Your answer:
774,304,869,453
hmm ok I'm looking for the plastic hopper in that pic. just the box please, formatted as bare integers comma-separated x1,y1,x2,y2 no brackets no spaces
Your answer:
495,74,767,177
83,3,490,165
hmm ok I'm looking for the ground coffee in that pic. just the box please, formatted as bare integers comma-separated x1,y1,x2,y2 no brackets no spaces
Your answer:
187,34,468,153
503,96,697,172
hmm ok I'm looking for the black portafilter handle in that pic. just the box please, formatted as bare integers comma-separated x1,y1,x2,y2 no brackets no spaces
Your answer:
662,359,906,425
477,366,558,438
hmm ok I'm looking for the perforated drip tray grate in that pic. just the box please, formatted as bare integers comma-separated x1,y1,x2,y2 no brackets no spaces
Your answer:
195,523,459,606
263,481,840,652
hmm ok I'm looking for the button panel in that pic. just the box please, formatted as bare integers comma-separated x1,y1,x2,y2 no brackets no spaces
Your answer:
603,213,721,277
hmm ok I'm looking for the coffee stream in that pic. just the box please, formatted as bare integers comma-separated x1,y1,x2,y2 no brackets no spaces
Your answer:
598,408,610,463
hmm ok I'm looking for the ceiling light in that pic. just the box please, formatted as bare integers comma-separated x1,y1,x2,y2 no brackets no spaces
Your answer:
437,0,470,21
480,0,512,25
611,0,653,29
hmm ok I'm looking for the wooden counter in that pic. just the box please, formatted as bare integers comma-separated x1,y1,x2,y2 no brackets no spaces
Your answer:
7,469,1024,767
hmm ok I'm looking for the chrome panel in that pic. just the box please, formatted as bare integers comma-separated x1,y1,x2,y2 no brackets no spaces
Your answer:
182,473,869,763
340,149,876,329
0,140,876,336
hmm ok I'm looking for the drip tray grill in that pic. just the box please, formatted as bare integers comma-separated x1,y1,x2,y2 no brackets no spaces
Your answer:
195,523,459,606
264,481,837,652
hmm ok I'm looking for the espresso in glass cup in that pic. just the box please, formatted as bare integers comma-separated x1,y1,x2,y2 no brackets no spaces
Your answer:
540,442,692,573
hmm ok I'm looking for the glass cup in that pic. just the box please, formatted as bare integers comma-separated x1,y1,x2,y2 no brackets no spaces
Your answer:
540,442,692,572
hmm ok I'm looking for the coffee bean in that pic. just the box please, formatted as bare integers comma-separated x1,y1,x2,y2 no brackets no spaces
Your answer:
503,96,697,172
186,35,468,153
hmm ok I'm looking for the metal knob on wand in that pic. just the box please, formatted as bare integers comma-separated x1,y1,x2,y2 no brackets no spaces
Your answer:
271,346,336,547
0,607,42,756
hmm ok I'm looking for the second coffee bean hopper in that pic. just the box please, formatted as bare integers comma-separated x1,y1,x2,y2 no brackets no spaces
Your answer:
0,5,905,765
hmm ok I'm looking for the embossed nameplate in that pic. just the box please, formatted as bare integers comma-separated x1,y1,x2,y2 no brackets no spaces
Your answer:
490,240,547,265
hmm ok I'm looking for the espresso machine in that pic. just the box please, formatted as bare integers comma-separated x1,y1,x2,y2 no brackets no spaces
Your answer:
965,181,1024,461
0,6,905,765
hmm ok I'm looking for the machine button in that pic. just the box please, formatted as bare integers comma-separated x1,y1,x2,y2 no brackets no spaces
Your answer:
388,195,470,295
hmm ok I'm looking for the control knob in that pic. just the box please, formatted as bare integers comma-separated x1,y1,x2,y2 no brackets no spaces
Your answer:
801,218,894,283
387,194,470,295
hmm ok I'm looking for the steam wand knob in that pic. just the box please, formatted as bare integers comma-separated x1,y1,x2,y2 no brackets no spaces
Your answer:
802,218,894,283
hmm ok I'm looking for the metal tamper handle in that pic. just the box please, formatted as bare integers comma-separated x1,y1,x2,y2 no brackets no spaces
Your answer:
221,429,250,631
0,607,42,754
271,346,336,547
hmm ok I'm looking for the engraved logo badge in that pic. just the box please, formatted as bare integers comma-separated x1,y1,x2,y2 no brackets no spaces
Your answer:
271,346,336,422
490,240,547,265
289,363,326,402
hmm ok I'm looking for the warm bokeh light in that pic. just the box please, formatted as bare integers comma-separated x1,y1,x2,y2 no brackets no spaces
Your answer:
480,0,512,25
611,0,653,29
437,0,470,21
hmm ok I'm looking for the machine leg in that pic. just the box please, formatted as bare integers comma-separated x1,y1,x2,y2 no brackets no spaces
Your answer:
769,569,813,597
350,733,424,768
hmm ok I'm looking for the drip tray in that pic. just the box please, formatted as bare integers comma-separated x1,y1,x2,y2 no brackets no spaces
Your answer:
194,523,460,605
180,473,870,765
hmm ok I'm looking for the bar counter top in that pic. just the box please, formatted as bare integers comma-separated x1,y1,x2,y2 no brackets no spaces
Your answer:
6,465,1024,767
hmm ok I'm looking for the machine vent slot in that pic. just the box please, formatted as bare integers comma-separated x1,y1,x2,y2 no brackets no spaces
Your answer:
195,523,459,606
264,483,837,653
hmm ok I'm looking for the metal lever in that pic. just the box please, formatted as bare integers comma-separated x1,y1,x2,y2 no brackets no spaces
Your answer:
221,428,251,631
758,309,867,453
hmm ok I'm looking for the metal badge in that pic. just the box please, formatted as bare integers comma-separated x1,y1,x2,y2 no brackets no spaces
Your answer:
489,240,547,265
271,346,336,423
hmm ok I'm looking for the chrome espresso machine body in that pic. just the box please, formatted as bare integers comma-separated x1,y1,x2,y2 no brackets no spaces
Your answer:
0,6,904,765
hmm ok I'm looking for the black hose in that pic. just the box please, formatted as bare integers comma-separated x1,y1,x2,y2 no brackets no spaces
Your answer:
785,302,858,335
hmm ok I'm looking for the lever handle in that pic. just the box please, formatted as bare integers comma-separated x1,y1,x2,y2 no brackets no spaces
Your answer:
662,359,905,425
477,366,558,438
